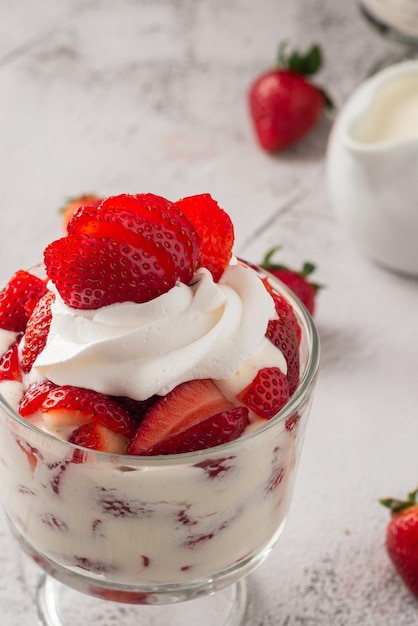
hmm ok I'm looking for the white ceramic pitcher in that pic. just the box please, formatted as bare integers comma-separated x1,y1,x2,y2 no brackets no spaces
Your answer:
326,60,418,276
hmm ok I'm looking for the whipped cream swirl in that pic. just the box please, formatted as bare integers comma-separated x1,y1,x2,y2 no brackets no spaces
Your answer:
33,264,277,400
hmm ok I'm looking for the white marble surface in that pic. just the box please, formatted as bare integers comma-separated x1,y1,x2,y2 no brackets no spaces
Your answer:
0,1,418,624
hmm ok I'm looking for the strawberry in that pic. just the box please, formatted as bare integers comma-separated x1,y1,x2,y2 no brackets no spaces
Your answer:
145,406,249,455
266,315,300,396
20,291,54,373
263,277,301,344
45,193,204,309
68,193,201,286
0,340,21,382
248,42,330,152
60,194,102,232
70,422,128,454
44,232,176,309
237,367,289,419
41,385,137,438
0,270,48,332
175,194,234,281
261,247,320,315
126,379,234,455
380,488,418,597
19,380,57,417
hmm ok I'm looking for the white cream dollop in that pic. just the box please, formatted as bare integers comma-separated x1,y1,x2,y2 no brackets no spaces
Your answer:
33,264,278,400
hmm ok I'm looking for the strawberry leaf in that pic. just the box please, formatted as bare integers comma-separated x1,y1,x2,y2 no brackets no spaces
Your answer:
277,42,322,76
380,488,418,515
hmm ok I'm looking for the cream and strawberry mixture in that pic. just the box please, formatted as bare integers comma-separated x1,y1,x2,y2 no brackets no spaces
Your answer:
0,193,305,587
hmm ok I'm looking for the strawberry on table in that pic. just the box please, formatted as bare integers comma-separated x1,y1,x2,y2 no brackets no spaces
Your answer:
261,247,320,315
380,488,418,598
248,42,331,152
0,270,48,332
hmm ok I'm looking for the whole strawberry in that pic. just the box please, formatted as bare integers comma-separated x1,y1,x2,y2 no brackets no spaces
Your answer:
261,247,320,315
380,488,418,597
248,42,330,152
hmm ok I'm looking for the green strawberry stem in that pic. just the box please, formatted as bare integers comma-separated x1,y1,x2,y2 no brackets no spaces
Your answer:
277,42,322,76
380,488,418,515
262,247,317,278
276,42,333,110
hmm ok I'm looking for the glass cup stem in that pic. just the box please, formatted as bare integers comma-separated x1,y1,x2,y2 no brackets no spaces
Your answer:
37,574,252,626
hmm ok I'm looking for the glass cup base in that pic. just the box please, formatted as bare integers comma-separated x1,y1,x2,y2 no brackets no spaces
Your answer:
36,574,252,626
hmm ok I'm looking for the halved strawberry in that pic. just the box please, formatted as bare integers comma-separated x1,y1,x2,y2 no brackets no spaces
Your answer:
0,340,21,382
68,205,194,286
44,233,176,309
61,194,102,232
20,291,54,373
126,379,234,455
262,277,301,343
42,386,137,438
19,380,58,417
175,194,234,281
70,422,128,454
237,367,289,419
70,194,201,285
146,406,249,455
0,270,48,332
266,316,300,396
24,298,41,319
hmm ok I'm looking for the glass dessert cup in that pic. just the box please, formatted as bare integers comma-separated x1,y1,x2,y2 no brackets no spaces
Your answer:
0,274,320,626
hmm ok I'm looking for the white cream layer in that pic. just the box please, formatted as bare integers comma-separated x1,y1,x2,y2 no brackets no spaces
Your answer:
33,264,278,400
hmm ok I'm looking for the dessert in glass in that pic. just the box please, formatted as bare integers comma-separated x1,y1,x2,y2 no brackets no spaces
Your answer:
0,193,320,626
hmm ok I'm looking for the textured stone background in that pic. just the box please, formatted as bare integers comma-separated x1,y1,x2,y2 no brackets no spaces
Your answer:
0,1,417,624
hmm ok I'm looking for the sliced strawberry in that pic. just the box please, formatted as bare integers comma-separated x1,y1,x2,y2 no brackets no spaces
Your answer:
61,194,102,232
24,298,41,319
0,270,48,332
68,205,158,249
44,233,176,309
262,277,301,343
42,386,137,438
146,406,249,455
19,380,58,417
175,194,234,281
126,379,234,455
0,340,21,382
266,317,300,396
237,367,289,419
20,291,54,374
70,194,201,285
69,422,128,454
